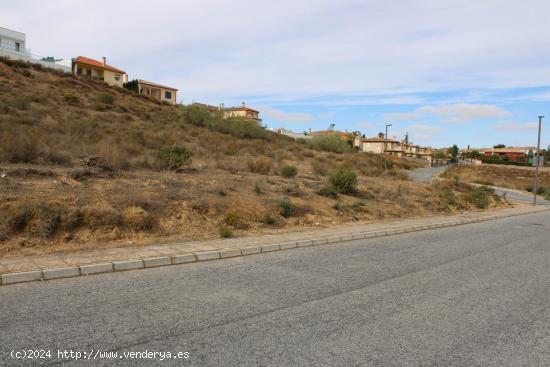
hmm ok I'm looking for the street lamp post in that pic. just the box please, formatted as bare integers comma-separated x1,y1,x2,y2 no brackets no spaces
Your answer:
533,116,544,205
384,123,392,171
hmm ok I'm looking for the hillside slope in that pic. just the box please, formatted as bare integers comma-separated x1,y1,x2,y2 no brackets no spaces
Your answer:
0,58,505,256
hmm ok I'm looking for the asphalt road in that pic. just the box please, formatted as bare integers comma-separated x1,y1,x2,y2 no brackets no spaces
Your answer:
408,165,449,183
2,212,550,366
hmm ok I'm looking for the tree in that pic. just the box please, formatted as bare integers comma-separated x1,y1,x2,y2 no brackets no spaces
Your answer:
448,144,459,159
41,56,61,62
404,132,409,144
493,144,506,149
378,132,385,138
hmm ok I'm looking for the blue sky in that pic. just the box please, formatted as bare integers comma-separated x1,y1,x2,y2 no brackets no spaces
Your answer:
3,0,550,148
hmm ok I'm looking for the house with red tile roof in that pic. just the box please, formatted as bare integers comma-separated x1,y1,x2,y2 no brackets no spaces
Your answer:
72,56,127,87
224,103,261,122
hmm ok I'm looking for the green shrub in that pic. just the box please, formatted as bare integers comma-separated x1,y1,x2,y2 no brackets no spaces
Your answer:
280,165,298,178
96,92,115,105
224,212,241,227
308,135,351,153
278,199,295,218
260,213,276,225
219,226,234,238
181,105,270,140
317,185,339,198
526,185,547,195
63,92,79,104
157,145,192,170
329,167,358,194
467,186,493,209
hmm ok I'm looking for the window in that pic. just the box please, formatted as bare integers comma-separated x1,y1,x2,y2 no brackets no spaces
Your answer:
14,42,20,52
114,74,120,81
164,91,172,99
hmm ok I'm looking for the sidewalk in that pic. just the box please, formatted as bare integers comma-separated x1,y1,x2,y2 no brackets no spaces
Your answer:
1,205,548,285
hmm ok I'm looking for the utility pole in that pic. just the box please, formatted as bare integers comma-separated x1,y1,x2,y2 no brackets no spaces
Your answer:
533,116,543,205
384,123,392,171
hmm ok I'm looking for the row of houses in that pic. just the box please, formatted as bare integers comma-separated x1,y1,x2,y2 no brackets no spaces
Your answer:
354,136,433,161
271,127,434,161
460,147,536,161
0,26,178,105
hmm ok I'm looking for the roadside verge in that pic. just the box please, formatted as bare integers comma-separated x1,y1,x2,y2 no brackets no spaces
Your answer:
1,205,547,286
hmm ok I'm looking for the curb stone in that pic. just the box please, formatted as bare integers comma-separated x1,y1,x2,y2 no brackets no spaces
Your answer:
196,251,220,261
241,246,261,255
42,267,80,280
261,244,280,253
80,263,113,275
171,254,197,264
0,207,547,286
143,257,171,268
219,249,242,258
1,270,42,285
113,260,144,271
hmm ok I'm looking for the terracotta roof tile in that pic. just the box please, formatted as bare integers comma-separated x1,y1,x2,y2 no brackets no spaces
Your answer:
73,56,126,74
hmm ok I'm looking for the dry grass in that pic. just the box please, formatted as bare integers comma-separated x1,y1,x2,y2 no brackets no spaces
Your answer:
0,58,506,257
443,165,550,191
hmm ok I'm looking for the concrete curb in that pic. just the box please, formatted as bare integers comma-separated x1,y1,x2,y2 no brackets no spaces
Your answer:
1,207,548,286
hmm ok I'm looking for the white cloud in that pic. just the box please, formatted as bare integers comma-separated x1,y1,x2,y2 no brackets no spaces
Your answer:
401,124,444,142
417,103,510,123
385,103,511,124
384,112,419,121
493,122,539,131
3,0,550,102
261,106,313,122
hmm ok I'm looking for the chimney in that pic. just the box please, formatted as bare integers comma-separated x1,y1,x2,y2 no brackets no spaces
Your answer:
102,57,106,66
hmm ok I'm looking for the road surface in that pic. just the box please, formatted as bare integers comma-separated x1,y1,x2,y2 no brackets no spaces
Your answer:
1,211,550,366
408,165,449,183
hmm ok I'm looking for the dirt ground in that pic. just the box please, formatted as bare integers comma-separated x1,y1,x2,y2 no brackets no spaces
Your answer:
0,163,508,258
444,164,550,191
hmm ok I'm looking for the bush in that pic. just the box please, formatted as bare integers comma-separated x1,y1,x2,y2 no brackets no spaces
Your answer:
526,186,546,195
467,186,493,209
219,226,234,238
329,167,358,194
157,145,192,170
224,212,241,227
278,199,295,218
317,185,338,198
260,213,276,225
311,160,330,176
181,105,270,140
280,165,298,178
122,207,155,231
247,158,272,174
96,92,115,105
308,135,351,153
63,92,79,104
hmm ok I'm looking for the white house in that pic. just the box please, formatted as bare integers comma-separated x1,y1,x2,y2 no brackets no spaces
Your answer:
0,26,26,55
0,26,70,72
